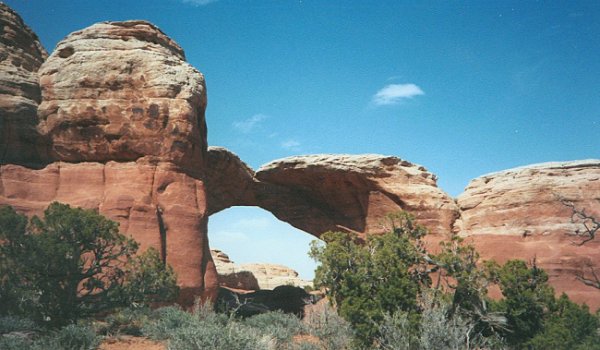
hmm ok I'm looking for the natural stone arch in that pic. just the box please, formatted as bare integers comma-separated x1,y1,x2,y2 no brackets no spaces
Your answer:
204,146,459,239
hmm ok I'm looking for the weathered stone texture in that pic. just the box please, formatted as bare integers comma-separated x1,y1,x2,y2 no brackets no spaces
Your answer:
0,3,48,165
37,21,207,169
456,160,600,309
0,161,217,304
254,154,459,238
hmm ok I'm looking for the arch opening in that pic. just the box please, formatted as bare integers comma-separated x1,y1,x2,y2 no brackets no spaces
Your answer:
208,206,318,282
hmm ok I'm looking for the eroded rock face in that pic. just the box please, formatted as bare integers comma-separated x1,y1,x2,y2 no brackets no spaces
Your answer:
0,4,48,166
0,161,217,304
211,249,312,290
37,21,207,169
456,160,600,309
255,154,459,237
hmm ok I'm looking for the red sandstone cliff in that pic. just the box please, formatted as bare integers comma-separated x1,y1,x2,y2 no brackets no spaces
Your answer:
455,160,600,309
0,6,216,305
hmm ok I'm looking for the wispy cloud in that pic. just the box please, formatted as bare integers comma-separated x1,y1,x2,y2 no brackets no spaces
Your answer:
372,83,424,106
281,139,301,151
233,114,268,133
180,0,219,6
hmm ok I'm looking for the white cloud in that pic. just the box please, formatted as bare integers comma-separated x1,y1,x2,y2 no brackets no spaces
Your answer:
281,139,301,150
180,0,219,6
232,114,268,133
372,83,424,106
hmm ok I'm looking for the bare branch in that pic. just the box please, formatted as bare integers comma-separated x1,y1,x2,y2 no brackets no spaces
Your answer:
575,264,600,289
555,194,600,246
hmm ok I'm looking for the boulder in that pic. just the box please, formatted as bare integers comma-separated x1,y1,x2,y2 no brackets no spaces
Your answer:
456,160,600,309
0,3,48,166
37,20,207,169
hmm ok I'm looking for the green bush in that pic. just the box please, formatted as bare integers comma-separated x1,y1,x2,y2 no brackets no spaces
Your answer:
37,324,100,350
0,202,178,327
526,294,600,350
310,212,429,345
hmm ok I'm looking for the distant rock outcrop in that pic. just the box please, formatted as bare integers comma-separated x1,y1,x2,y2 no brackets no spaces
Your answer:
0,3,48,166
456,160,600,308
211,249,312,290
37,21,207,169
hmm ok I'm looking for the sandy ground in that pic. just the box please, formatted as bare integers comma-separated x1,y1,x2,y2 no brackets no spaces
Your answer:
99,336,166,350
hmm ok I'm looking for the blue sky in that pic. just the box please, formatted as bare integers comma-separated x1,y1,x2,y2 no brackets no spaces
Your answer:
7,0,600,279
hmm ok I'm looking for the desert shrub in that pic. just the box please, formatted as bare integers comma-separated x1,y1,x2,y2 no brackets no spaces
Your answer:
193,299,229,325
0,335,33,350
243,310,304,344
0,203,178,327
304,302,354,350
36,323,100,350
417,294,470,350
376,311,414,350
167,321,272,350
487,259,555,347
142,306,198,340
102,306,152,336
0,315,38,334
310,212,429,345
526,294,600,350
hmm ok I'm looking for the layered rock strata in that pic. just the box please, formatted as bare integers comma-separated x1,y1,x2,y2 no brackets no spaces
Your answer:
0,161,217,305
456,160,600,308
0,3,48,166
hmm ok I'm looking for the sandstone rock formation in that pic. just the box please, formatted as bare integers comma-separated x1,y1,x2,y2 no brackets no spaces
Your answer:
205,150,458,238
456,160,600,308
211,249,312,290
255,155,458,238
1,3,599,310
37,21,207,169
0,3,48,166
0,161,217,305
0,8,215,306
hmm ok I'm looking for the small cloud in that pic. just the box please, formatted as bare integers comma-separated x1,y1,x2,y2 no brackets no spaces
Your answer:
180,0,219,5
233,114,268,133
372,83,424,106
281,139,301,150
